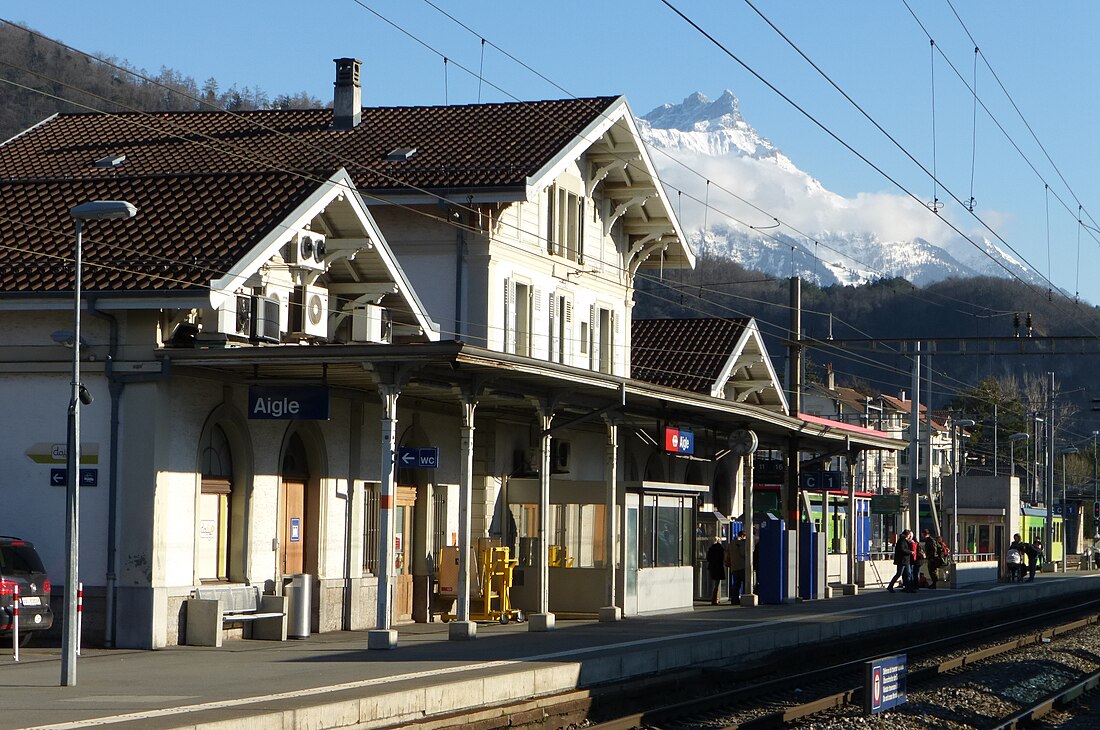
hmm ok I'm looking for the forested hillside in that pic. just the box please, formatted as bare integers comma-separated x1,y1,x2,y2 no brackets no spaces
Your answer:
635,253,1100,420
0,21,322,142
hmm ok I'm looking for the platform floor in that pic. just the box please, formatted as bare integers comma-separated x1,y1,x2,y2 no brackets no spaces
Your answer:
4,571,1100,730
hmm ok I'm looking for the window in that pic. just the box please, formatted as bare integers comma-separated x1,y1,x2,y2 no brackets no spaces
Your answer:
198,425,233,581
596,306,613,374
546,185,584,262
363,483,379,575
507,502,608,569
503,278,533,356
549,291,572,364
638,494,694,568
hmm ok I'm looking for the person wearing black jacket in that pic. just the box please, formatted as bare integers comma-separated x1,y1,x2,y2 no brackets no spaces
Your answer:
706,535,727,605
922,529,942,589
887,530,914,593
1022,537,1042,582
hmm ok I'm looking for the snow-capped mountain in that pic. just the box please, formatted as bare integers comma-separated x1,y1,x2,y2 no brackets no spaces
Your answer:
636,91,1041,288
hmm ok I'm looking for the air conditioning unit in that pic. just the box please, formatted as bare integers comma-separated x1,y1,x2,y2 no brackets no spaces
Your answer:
214,294,252,338
261,282,292,335
291,284,329,338
251,295,281,343
350,303,389,343
285,231,327,270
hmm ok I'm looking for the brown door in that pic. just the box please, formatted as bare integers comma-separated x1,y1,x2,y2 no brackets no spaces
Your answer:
395,486,417,622
282,480,306,575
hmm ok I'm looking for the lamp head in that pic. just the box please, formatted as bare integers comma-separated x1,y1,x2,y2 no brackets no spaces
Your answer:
1009,433,1029,441
70,200,138,221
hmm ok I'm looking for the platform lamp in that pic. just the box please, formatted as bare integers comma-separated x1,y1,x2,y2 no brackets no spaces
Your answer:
952,419,975,556
62,200,137,688
1059,446,1078,573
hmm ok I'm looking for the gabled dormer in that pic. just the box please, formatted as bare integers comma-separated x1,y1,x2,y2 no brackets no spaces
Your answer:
199,168,438,348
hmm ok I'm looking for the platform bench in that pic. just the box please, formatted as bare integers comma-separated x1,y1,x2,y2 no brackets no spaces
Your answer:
185,585,287,647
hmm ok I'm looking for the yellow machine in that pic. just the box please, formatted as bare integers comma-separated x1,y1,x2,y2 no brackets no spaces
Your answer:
439,540,523,624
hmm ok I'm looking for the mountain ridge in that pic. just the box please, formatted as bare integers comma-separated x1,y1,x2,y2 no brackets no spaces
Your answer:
637,91,1043,291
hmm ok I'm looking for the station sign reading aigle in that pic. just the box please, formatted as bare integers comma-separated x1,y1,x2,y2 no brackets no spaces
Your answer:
248,385,330,420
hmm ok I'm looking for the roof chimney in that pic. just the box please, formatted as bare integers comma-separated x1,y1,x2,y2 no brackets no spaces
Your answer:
333,58,362,130
825,362,835,391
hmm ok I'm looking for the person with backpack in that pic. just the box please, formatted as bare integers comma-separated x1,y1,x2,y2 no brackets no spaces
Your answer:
887,530,912,593
922,529,942,589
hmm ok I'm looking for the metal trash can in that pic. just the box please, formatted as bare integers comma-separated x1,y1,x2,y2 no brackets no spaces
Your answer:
284,573,311,639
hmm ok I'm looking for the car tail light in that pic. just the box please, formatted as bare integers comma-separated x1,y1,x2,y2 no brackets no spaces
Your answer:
42,578,51,595
0,579,15,596
8,541,25,547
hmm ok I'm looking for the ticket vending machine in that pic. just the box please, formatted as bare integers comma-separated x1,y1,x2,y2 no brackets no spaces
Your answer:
758,514,788,605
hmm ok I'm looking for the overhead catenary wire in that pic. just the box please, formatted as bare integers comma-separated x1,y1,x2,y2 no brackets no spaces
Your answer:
0,19,1082,413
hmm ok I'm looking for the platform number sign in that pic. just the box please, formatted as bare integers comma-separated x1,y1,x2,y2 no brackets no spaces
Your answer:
864,654,907,715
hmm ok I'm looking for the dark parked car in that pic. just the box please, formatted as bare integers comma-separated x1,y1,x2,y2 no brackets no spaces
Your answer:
0,537,54,645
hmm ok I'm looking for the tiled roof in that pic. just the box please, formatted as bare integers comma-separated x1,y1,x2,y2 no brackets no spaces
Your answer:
0,97,620,294
631,318,749,393
0,98,619,191
0,172,320,293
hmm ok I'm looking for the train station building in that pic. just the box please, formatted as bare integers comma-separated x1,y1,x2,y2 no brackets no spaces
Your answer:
0,60,898,649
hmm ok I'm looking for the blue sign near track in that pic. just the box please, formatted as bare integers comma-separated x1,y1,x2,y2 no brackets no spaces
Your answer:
865,654,907,714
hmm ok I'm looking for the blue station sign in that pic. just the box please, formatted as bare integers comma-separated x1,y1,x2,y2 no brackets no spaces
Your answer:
398,446,440,469
248,386,330,420
864,654,907,715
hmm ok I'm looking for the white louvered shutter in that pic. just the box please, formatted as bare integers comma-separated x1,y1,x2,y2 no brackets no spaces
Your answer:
590,305,600,371
548,291,559,363
563,297,574,365
503,277,515,354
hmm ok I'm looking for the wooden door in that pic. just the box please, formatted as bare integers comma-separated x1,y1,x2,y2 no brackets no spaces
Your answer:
394,486,416,622
282,480,306,575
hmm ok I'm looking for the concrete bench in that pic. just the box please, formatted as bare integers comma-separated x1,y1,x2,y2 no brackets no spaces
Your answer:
185,585,287,647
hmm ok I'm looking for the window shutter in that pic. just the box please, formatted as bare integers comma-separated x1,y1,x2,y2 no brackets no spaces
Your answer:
611,311,620,375
503,277,515,354
563,297,574,363
548,291,559,362
577,197,585,264
546,188,555,255
533,287,542,313
590,304,599,371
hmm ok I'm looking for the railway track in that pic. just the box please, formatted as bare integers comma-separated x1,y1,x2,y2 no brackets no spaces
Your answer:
585,600,1100,729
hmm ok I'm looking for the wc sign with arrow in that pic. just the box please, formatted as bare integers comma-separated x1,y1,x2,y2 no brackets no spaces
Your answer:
398,446,439,469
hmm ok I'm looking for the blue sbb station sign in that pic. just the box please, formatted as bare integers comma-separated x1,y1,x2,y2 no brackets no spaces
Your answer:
864,653,907,715
663,427,694,455
248,386,330,420
398,446,440,469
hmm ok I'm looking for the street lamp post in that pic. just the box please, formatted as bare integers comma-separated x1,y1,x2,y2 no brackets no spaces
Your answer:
1093,431,1099,539
63,201,137,687
1060,446,1079,573
952,419,975,556
1009,433,1029,478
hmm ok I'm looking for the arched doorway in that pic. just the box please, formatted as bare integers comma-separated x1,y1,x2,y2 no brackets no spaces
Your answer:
197,425,235,582
280,433,319,578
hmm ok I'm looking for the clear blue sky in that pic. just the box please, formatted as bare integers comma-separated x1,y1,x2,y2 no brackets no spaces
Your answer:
12,1,1100,305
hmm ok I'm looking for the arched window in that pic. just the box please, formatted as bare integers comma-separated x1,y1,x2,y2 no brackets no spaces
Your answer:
198,425,233,581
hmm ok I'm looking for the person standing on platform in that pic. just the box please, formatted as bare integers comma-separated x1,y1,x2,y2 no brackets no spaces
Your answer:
887,530,913,593
908,531,924,592
1023,537,1042,582
922,529,941,589
706,535,727,605
726,530,747,602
